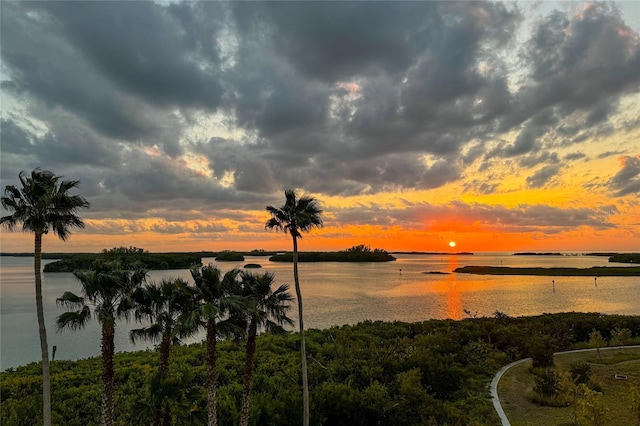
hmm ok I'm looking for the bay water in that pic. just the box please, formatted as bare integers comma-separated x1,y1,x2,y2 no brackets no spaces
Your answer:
1,253,638,370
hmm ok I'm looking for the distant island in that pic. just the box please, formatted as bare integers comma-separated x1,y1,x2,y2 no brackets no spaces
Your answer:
215,251,245,261
393,251,474,255
454,265,640,276
513,252,640,264
513,252,564,256
587,253,640,264
42,247,207,272
269,245,396,262
28,245,398,271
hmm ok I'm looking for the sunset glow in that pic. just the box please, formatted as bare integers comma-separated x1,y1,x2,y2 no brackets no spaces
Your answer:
1,2,639,253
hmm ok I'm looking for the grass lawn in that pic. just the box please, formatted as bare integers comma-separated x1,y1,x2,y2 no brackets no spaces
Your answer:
499,347,640,426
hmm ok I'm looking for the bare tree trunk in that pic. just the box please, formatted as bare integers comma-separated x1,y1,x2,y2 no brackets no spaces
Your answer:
240,320,258,426
159,334,171,378
34,233,52,426
293,236,309,426
101,322,116,426
206,319,218,426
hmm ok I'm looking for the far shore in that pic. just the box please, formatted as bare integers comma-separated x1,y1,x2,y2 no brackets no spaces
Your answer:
454,265,640,276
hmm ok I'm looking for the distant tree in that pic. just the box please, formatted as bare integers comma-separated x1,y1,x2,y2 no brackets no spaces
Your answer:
57,261,147,426
265,189,323,426
589,329,606,360
232,272,293,426
609,327,632,348
576,383,609,426
1,168,90,426
627,382,640,426
569,361,592,385
534,368,562,400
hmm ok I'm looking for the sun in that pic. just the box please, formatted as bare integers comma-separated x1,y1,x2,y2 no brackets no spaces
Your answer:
449,241,456,248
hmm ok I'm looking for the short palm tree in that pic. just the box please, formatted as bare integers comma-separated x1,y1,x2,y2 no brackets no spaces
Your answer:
235,271,293,426
57,261,147,426
265,189,323,426
1,168,90,426
130,278,194,378
131,372,204,426
184,265,242,426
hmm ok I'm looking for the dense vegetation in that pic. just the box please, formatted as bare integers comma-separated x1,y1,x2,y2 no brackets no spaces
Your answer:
391,252,473,255
269,245,396,263
215,251,245,261
586,253,640,264
454,265,640,276
513,252,563,256
2,313,639,425
607,253,640,264
43,247,207,272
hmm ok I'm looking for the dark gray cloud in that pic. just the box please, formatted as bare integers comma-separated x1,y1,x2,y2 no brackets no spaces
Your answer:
526,164,563,188
34,1,226,110
1,0,639,224
609,155,640,196
564,152,587,161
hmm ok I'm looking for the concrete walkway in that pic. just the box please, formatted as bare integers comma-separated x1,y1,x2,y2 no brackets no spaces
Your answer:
490,345,640,426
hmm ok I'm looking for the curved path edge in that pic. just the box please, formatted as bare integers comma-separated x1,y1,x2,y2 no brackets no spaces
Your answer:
490,345,640,426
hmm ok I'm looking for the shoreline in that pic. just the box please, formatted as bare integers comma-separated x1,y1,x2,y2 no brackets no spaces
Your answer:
454,265,640,276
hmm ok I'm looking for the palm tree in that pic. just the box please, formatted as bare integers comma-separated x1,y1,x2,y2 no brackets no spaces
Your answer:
1,168,90,426
130,278,194,379
183,265,242,426
265,189,323,426
131,371,204,426
56,261,147,426
235,271,293,426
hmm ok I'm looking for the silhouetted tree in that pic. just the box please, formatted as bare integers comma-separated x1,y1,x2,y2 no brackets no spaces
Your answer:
233,272,293,426
131,278,194,378
183,265,242,426
57,261,147,426
265,189,323,426
1,168,89,426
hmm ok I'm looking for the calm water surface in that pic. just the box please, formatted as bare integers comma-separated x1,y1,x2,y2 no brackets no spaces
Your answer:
1,253,638,370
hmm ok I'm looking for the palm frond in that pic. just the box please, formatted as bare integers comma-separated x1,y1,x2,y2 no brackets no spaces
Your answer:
56,291,85,309
56,306,91,331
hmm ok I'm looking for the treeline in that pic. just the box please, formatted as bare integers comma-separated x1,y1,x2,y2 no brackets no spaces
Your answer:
270,245,396,263
2,312,639,425
393,252,473,255
34,245,400,271
454,265,640,276
43,247,206,272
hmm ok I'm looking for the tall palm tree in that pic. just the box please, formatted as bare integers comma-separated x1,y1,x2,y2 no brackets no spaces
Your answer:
235,271,293,426
265,189,323,426
183,265,242,426
1,168,90,426
56,261,147,426
130,278,194,379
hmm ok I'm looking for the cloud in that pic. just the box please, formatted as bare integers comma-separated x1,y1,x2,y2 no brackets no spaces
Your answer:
526,164,563,188
1,0,638,231
331,200,617,233
609,155,640,196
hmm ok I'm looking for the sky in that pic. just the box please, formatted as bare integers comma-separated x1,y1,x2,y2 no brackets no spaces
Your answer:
1,1,639,253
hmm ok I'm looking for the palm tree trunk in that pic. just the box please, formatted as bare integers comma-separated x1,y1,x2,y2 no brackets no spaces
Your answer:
159,333,171,378
102,322,116,426
240,320,258,426
206,319,218,426
292,236,310,426
34,233,52,426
